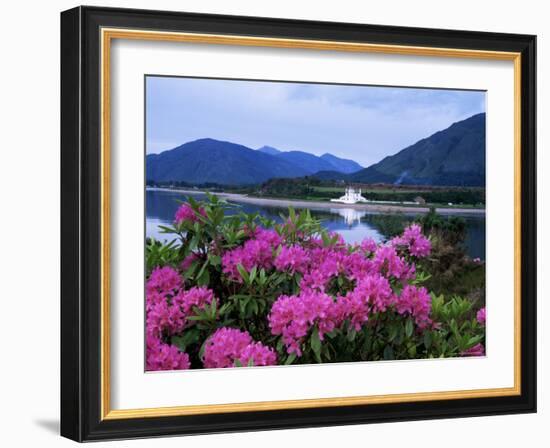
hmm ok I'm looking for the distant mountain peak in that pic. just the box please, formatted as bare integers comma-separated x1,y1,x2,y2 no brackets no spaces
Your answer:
257,145,282,155
320,153,363,174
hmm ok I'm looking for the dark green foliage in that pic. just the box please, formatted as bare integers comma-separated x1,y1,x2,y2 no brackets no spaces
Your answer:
369,214,407,238
417,208,485,303
362,189,485,206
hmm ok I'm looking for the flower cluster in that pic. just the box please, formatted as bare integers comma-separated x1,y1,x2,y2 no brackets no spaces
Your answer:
146,266,181,302
145,266,216,371
274,245,310,274
174,203,206,225
372,245,416,281
222,229,280,281
146,284,214,339
146,333,190,371
238,341,278,367
477,307,486,325
339,274,394,328
391,223,432,258
268,291,340,355
202,328,277,368
394,285,432,329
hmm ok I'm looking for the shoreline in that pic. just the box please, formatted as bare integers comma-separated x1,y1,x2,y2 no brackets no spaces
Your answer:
146,187,486,216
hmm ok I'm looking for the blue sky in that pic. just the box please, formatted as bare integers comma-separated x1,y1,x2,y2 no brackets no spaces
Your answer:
146,76,485,167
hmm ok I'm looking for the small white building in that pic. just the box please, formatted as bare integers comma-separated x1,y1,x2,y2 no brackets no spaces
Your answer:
330,187,368,204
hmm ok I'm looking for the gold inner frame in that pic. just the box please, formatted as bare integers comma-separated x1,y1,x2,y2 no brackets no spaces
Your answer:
100,27,522,420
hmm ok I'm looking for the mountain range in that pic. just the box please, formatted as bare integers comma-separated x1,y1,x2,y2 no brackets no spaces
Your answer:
146,112,486,187
146,140,363,185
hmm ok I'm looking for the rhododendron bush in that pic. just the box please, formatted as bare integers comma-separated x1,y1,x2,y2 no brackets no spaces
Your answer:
145,195,486,371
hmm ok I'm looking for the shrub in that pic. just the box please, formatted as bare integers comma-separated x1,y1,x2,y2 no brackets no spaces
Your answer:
145,194,485,370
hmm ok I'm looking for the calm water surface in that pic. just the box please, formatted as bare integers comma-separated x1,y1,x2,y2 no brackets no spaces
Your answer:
146,189,486,260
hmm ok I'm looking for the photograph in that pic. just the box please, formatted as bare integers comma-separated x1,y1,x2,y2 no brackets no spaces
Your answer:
144,76,488,371
57,5,538,441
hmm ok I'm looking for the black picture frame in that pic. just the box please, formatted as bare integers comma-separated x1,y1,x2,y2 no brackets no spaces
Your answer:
61,5,536,442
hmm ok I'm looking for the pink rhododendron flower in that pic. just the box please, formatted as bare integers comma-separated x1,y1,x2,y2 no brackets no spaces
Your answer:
274,245,310,274
461,343,485,357
373,245,415,281
146,334,190,371
342,252,376,281
146,298,186,338
348,273,393,314
145,266,182,313
299,249,348,292
334,273,393,331
395,285,432,329
146,266,181,297
222,231,279,281
173,286,214,316
146,285,215,339
202,328,275,368
238,341,277,367
476,307,486,325
180,252,200,271
360,237,378,254
392,224,431,258
203,328,253,368
268,291,338,355
254,227,283,248
174,203,207,225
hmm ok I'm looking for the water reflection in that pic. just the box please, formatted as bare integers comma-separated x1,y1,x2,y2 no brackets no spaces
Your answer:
145,189,486,260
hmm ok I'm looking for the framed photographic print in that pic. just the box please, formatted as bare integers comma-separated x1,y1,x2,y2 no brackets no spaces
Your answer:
60,6,537,441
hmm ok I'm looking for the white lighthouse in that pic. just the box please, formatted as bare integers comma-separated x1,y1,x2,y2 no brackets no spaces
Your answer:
330,187,368,204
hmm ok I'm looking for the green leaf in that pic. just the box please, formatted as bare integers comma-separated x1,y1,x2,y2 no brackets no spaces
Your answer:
466,335,483,348
236,264,250,283
405,319,414,338
423,331,432,349
208,254,221,266
288,207,296,221
210,298,217,319
171,328,201,351
284,353,296,365
310,328,322,361
249,266,257,284
383,345,395,360
196,267,210,286
388,323,398,342
258,268,267,286
158,225,178,234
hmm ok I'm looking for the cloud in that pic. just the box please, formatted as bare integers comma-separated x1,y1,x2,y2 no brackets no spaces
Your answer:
146,76,485,167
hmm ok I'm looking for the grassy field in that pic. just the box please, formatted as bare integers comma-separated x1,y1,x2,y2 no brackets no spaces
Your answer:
259,181,486,209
